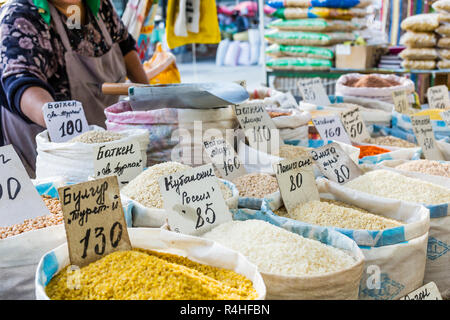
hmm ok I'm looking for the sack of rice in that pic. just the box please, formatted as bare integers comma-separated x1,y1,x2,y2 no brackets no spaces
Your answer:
439,48,450,59
399,48,438,60
232,172,280,210
35,125,149,184
438,37,450,48
268,18,362,32
203,218,364,299
439,12,450,22
433,0,450,13
266,57,332,71
399,31,437,48
391,110,450,140
265,30,356,46
343,169,450,299
437,59,450,69
267,0,372,8
266,43,334,59
400,14,440,32
401,59,436,70
35,228,266,300
272,7,368,19
436,23,450,36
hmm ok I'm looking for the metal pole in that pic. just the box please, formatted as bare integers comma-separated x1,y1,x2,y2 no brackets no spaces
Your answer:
258,0,266,86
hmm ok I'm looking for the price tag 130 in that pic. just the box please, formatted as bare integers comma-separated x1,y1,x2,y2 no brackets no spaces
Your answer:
58,176,132,268
441,109,450,128
273,156,319,213
233,102,282,154
427,85,450,109
411,115,444,161
400,282,442,300
392,90,410,114
42,100,89,142
159,164,232,236
297,77,331,106
203,137,246,181
312,115,352,145
0,145,49,227
340,106,370,143
93,139,144,186
310,142,363,184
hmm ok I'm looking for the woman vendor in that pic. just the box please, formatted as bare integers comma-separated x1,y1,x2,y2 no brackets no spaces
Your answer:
0,0,148,176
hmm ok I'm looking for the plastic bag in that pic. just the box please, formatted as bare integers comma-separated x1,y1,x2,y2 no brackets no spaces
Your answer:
399,31,437,48
267,0,372,8
238,41,251,66
265,30,356,45
215,39,230,66
268,18,362,31
436,23,450,36
433,0,450,13
273,7,368,19
438,137,450,160
399,48,438,60
400,14,440,32
437,59,450,69
143,43,181,85
224,41,241,66
35,228,267,300
401,59,436,70
267,57,332,70
438,37,450,48
439,48,450,59
439,12,450,22
266,43,334,59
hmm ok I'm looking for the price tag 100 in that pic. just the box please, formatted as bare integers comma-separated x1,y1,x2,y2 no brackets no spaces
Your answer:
310,142,363,184
203,137,246,180
340,107,370,143
93,139,144,186
0,145,49,227
427,85,450,109
297,77,331,106
312,115,352,145
392,90,410,114
159,164,232,236
58,176,132,268
410,115,444,161
273,156,319,213
42,100,89,142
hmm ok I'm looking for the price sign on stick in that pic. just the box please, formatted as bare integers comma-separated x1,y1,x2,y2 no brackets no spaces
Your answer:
400,282,442,300
0,145,49,227
42,100,89,142
58,176,131,268
411,115,444,161
233,102,282,154
312,115,352,145
159,164,232,236
340,106,370,143
441,110,450,128
273,156,319,213
93,139,144,186
427,85,450,109
203,137,246,181
310,142,363,184
392,90,410,114
297,77,331,106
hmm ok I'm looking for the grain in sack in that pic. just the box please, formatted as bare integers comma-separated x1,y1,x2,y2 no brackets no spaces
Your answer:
401,60,436,70
399,48,438,60
400,14,440,32
399,32,437,48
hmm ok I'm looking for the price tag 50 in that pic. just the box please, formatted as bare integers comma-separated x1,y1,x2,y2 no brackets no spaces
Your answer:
410,115,444,161
340,107,370,143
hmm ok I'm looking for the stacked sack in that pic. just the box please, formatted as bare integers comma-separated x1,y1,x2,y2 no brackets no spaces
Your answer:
265,0,372,71
433,0,450,69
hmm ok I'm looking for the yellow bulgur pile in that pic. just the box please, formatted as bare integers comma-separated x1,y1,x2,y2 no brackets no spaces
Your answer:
45,248,257,300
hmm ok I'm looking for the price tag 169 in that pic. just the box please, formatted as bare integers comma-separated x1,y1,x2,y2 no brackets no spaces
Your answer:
42,100,89,142
427,85,450,109
159,164,232,236
273,156,319,213
310,142,363,184
297,77,331,106
410,115,444,161
203,137,246,180
312,115,352,145
340,106,370,143
58,176,132,268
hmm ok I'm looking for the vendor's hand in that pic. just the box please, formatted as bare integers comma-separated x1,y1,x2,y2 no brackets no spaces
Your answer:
20,86,54,127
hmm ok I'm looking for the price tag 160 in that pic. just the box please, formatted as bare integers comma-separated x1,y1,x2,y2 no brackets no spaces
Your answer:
159,164,232,236
58,176,132,268
0,145,49,227
427,85,450,109
297,77,331,106
310,142,363,184
42,100,89,142
273,156,319,213
312,115,352,145
340,106,370,143
410,115,444,161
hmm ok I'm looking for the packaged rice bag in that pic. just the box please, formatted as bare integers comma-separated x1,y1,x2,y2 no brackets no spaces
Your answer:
439,49,450,59
273,7,369,20
265,30,356,46
436,23,450,36
437,59,450,69
438,37,450,48
399,32,437,48
401,60,436,70
267,0,372,9
400,14,440,32
268,18,362,31
399,48,438,60
266,43,334,59
266,57,332,71
433,0,450,13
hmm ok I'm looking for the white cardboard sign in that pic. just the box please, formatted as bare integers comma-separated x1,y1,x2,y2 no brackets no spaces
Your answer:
0,145,49,227
312,115,352,145
427,85,450,110
340,106,371,143
400,282,442,300
93,139,144,186
42,100,89,142
159,164,232,236
411,115,444,161
297,77,331,106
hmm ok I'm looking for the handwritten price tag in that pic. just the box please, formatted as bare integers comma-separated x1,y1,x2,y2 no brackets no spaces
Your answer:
427,85,450,109
42,100,89,142
58,176,131,267
340,106,370,143
93,139,144,186
310,142,362,184
392,90,410,114
411,115,444,161
233,102,282,154
159,164,232,236
441,109,450,128
312,115,352,145
297,77,331,106
400,282,442,300
0,145,49,227
203,137,246,180
273,156,319,212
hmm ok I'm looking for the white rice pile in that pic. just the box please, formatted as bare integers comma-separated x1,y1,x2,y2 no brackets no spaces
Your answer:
70,131,123,144
203,220,355,276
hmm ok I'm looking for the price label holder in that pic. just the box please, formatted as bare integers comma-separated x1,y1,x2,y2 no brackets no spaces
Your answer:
340,106,370,143
312,115,352,145
400,282,442,300
427,85,450,109
441,109,450,128
233,102,282,155
310,142,363,184
203,137,247,181
93,139,144,186
0,145,49,227
392,90,411,114
297,77,331,106
58,176,131,268
159,164,232,236
411,115,444,161
273,156,319,212
42,100,89,142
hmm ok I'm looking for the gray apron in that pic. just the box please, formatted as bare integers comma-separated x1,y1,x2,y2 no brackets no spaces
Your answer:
1,4,127,177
